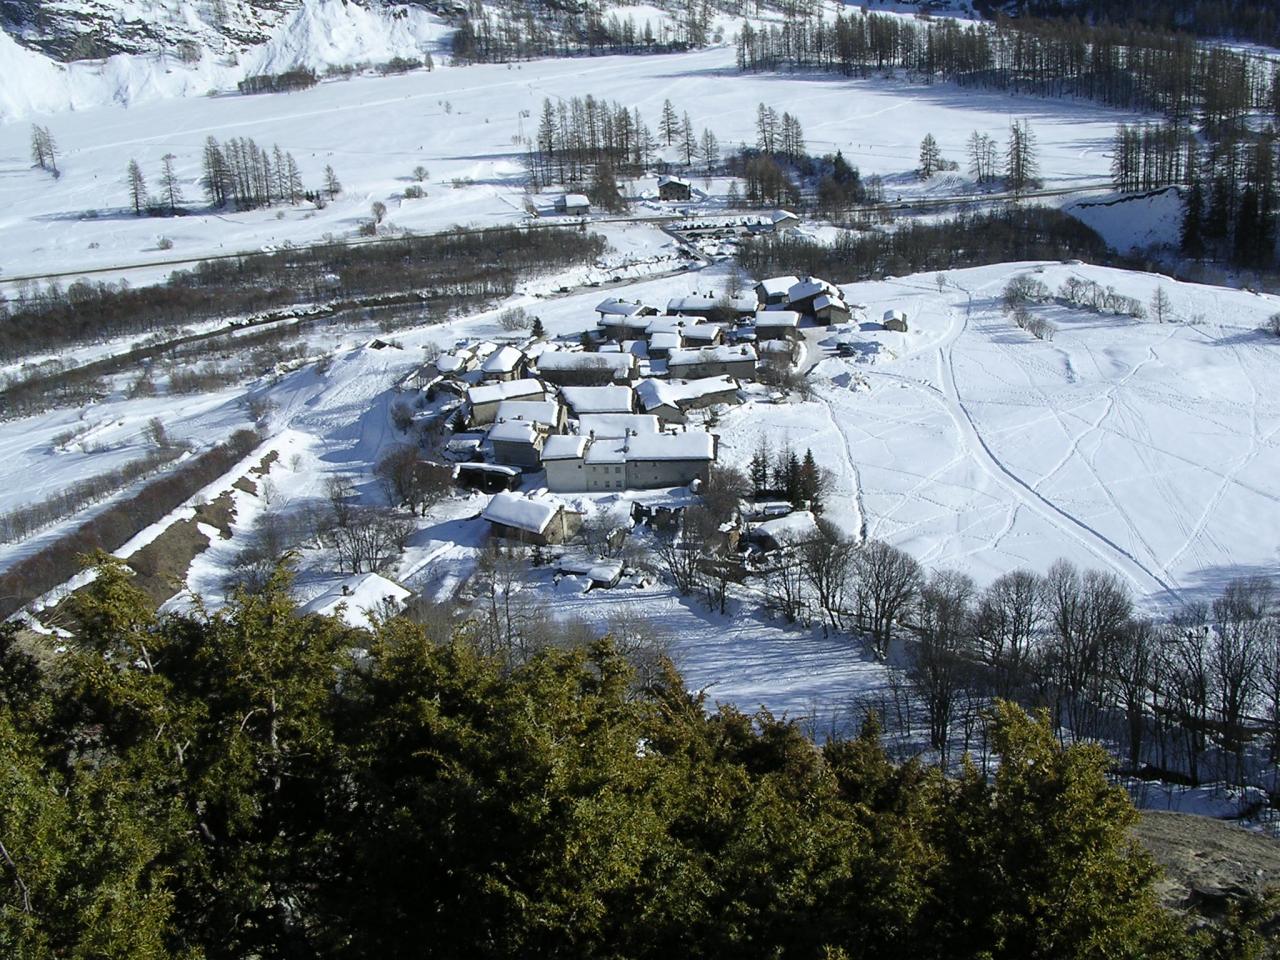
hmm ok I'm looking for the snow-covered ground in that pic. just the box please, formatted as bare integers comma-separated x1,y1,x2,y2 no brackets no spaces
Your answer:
0,35,1144,289
715,262,1280,612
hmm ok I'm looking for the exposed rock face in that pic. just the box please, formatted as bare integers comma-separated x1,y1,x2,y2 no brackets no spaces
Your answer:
0,0,305,61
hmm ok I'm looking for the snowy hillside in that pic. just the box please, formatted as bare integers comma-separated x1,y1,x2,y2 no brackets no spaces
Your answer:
0,0,452,122
1,0,301,61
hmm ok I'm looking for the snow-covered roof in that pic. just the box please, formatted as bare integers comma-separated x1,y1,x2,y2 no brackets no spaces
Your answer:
813,294,847,312
537,351,635,375
681,324,722,342
559,385,634,414
753,510,819,546
488,419,544,444
494,399,560,427
583,438,628,464
624,430,714,462
557,558,624,584
577,414,660,438
437,352,470,374
787,277,839,303
757,275,801,296
482,492,564,533
562,193,589,207
481,345,524,373
648,331,682,351
542,435,589,460
884,308,908,322
300,574,410,630
666,293,756,314
635,376,739,410
754,310,802,328
457,462,521,476
595,298,655,318
658,175,691,188
468,378,546,406
771,209,800,223
645,316,688,336
667,344,757,367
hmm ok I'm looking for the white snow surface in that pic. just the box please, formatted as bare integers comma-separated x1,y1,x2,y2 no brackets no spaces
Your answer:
0,41,1143,289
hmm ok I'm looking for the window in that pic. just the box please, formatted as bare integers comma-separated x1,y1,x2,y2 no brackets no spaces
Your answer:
615,466,622,474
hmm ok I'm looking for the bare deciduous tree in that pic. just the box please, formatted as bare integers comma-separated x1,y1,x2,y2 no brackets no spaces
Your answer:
798,519,855,635
974,569,1044,699
907,568,976,766
850,539,922,658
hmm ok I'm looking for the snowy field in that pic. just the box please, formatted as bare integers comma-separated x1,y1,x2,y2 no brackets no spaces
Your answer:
1,25,1139,288
715,262,1280,612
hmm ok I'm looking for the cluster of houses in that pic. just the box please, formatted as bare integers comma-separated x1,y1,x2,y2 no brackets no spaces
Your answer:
425,273,867,545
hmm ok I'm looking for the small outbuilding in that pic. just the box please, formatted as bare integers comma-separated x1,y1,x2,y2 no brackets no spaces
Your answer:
657,175,693,201
482,491,580,545
480,345,526,381
755,275,801,307
557,193,590,215
883,309,909,332
814,294,851,326
753,310,802,341
456,462,522,492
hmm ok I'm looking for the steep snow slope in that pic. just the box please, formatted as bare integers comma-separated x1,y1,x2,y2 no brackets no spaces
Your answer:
4,0,298,60
0,0,449,122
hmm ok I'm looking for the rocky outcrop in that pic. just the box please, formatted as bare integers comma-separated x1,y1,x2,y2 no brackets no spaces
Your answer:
0,0,304,61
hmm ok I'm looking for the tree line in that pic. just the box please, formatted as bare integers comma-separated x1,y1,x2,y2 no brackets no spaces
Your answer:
3,557,1268,958
199,136,313,212
736,207,1112,284
735,10,1278,129
977,0,1280,49
450,0,714,64
0,225,606,368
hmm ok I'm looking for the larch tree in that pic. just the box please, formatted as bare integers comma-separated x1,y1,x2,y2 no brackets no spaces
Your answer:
323,164,342,200
679,113,698,167
159,153,182,214
660,98,679,146
1004,119,1039,196
700,127,719,172
919,133,942,178
1150,285,1173,323
126,159,148,215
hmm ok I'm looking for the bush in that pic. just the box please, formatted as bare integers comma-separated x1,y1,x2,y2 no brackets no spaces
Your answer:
498,306,529,331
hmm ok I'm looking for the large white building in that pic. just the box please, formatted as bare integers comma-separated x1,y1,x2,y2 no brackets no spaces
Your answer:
542,430,715,492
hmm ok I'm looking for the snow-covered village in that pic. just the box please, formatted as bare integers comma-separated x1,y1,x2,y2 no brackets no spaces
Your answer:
2,0,1280,953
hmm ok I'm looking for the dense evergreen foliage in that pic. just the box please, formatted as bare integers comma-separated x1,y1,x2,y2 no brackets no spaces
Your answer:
0,560,1236,958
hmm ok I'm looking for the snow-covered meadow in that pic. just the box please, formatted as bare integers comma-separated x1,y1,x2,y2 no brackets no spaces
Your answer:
1,17,1140,288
